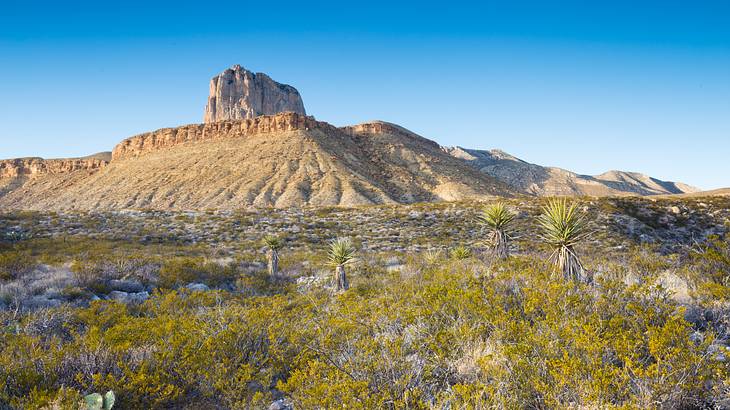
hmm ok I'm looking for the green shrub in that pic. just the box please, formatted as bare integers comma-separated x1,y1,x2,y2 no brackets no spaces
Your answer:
158,257,237,288
0,258,725,408
0,249,33,281
450,245,472,260
691,235,730,286
71,258,107,292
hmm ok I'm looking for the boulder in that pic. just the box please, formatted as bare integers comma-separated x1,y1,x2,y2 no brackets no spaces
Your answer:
269,399,293,410
108,279,145,293
108,291,149,304
185,283,210,292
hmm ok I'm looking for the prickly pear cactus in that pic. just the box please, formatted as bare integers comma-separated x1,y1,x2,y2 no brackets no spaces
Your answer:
84,393,103,410
103,391,115,410
84,391,115,410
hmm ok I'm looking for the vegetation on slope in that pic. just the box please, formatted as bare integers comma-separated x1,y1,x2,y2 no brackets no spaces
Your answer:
0,197,728,409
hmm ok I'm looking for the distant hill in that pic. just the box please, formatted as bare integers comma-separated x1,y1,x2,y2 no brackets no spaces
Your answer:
443,146,699,197
657,187,730,198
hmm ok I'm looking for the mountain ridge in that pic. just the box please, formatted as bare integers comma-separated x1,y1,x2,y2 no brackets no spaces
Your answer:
0,66,703,210
0,117,701,210
0,113,513,210
443,146,698,197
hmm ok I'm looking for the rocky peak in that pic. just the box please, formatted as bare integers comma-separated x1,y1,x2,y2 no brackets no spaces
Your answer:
203,65,306,123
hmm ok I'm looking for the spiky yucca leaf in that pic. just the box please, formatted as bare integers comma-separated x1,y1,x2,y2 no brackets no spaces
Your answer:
537,198,589,281
262,235,283,277
537,199,588,247
478,202,515,231
423,249,443,265
262,235,283,251
450,246,472,261
478,202,516,259
327,238,357,267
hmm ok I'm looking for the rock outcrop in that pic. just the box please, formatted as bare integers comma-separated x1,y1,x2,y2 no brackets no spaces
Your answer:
203,65,306,123
341,121,440,149
0,156,109,179
113,113,332,161
115,116,443,161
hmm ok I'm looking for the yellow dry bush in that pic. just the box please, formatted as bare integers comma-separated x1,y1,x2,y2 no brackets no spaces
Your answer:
0,254,726,409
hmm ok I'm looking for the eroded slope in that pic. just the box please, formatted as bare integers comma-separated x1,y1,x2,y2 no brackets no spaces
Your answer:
0,115,511,210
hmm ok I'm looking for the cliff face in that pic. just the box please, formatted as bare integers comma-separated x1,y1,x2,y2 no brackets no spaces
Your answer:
112,116,443,161
203,65,306,123
0,157,108,179
112,113,336,160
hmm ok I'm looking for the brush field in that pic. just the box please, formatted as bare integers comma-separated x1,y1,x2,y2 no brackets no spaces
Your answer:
1,196,729,409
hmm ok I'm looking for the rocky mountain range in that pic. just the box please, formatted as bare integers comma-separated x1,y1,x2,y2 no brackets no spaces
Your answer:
444,147,698,197
0,65,705,211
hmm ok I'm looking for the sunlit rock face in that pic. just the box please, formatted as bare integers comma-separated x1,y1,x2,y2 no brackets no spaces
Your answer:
203,64,306,123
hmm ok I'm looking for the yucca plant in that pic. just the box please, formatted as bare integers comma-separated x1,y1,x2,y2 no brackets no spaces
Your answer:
262,235,283,277
478,202,516,259
537,198,589,281
450,245,472,261
327,238,357,291
423,249,443,266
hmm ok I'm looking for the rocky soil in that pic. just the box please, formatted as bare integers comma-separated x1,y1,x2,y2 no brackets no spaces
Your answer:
2,196,727,254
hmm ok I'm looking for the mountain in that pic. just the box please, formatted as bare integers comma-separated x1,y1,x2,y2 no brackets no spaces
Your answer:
0,65,703,211
658,187,730,198
443,146,699,196
0,114,511,210
203,65,305,123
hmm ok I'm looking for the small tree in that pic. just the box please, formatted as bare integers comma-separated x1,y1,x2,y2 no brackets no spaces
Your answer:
262,235,283,277
537,198,589,281
478,202,516,259
327,238,357,291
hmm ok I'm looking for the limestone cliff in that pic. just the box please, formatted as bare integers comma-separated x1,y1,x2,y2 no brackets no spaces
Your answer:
203,65,306,123
0,156,108,179
113,113,335,160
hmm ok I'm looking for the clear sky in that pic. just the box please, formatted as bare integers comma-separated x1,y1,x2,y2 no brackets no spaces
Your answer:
1,1,728,190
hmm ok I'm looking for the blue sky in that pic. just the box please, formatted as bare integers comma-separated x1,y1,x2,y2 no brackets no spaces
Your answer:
1,1,728,189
